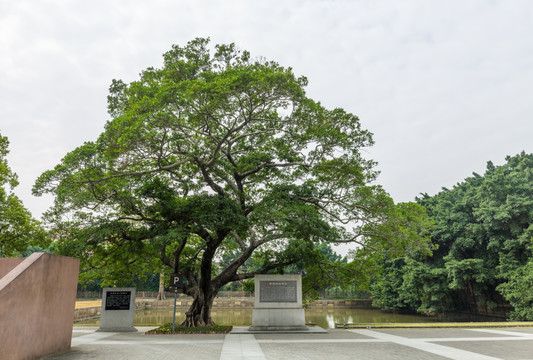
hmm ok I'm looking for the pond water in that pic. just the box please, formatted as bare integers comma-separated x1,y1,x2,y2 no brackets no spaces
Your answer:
78,308,448,329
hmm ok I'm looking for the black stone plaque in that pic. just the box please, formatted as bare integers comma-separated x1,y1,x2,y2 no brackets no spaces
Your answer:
105,291,131,310
259,280,297,302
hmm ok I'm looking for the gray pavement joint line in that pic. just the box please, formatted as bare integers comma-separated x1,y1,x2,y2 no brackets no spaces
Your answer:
349,329,501,360
256,339,388,343
467,328,533,338
71,340,224,345
412,336,533,342
219,334,267,360
256,337,533,343
72,329,96,333
71,331,118,346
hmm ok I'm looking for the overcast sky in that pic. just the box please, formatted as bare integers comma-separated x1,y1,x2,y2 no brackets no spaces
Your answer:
2,0,533,221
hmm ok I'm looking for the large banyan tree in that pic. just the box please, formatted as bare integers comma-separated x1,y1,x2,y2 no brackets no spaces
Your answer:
33,38,431,326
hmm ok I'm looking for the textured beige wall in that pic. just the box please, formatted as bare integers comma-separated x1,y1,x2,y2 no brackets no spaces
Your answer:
0,253,80,360
0,258,24,279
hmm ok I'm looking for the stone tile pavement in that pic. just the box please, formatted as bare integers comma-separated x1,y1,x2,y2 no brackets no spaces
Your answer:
40,326,533,359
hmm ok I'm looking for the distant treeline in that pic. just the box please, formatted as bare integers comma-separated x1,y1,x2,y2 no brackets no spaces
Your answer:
371,152,533,320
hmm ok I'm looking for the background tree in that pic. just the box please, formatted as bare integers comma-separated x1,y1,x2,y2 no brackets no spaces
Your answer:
34,38,431,326
371,152,533,319
0,132,48,257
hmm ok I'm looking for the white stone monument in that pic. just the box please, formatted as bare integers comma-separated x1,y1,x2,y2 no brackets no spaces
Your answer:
249,274,307,331
98,287,137,332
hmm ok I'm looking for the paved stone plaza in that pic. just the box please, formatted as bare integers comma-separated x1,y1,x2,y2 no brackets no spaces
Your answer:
43,326,533,360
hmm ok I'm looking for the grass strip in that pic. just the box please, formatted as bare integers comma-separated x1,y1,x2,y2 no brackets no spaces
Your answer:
146,323,232,334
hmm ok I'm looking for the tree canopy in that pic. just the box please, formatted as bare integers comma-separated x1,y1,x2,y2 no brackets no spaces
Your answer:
0,132,47,257
371,152,533,320
34,38,431,326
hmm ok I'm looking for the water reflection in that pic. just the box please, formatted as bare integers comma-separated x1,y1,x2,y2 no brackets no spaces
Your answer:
305,308,440,328
78,308,439,329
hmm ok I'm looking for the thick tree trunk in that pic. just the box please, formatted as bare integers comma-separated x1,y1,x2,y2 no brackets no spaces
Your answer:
180,229,231,327
157,271,166,300
181,289,217,327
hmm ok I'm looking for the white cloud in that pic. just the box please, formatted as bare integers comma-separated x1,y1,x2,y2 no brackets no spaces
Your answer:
1,0,532,223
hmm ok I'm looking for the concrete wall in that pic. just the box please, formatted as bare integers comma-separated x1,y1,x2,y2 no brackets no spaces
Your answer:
74,301,147,322
0,258,24,279
136,298,373,309
0,253,80,360
73,299,373,321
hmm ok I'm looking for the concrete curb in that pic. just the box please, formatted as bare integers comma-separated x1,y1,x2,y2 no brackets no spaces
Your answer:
337,321,533,329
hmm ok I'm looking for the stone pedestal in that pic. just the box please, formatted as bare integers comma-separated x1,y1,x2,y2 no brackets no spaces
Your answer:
249,274,307,331
98,287,137,332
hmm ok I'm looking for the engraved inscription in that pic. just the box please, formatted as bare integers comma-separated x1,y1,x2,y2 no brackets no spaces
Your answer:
260,281,297,302
105,291,131,310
